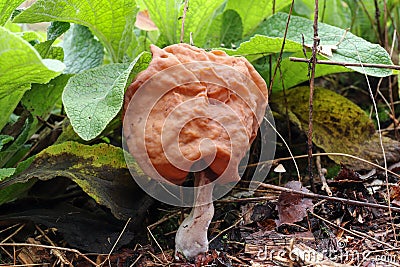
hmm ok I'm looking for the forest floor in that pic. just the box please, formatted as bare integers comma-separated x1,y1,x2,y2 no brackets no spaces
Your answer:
0,161,399,266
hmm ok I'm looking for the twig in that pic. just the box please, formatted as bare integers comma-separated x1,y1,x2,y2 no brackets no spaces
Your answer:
388,29,399,139
289,57,400,70
35,225,72,267
129,254,142,267
307,0,320,193
216,196,277,203
268,0,295,96
147,210,181,230
310,211,395,249
146,226,170,264
225,254,248,265
315,150,332,196
255,181,400,212
0,243,98,266
1,224,25,243
0,264,50,266
373,0,383,45
180,0,189,43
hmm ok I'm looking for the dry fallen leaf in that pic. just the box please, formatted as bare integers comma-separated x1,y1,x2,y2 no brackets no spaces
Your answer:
276,181,313,226
135,10,158,31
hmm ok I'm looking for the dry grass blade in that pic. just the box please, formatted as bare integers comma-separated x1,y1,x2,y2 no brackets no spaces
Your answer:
0,243,98,266
100,217,131,267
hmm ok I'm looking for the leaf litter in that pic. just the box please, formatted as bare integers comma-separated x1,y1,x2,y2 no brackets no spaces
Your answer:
0,149,399,266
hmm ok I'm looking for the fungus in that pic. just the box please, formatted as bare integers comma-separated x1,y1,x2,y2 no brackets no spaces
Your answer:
123,44,268,259
274,164,286,184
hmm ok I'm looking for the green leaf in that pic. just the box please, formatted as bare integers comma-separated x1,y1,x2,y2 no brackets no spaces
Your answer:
18,31,43,44
143,0,182,45
63,52,152,141
222,35,303,61
255,12,393,77
0,141,147,219
63,24,104,74
45,46,64,61
0,27,64,131
13,0,137,62
220,9,243,48
0,135,13,151
47,21,70,40
0,0,25,25
0,168,15,181
271,51,352,90
226,0,292,37
34,40,63,59
182,0,225,46
143,0,225,46
22,75,72,119
294,0,352,30
34,22,69,59
0,114,33,168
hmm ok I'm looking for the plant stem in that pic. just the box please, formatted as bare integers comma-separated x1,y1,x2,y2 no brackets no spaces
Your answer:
180,0,189,43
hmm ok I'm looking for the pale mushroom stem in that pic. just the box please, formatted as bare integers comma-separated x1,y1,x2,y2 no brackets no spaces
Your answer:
175,169,215,259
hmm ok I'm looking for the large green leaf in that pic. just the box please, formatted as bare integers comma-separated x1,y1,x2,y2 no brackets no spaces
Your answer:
220,9,243,48
226,0,292,37
293,0,352,30
143,0,181,45
143,0,225,46
223,35,303,61
0,0,25,25
63,24,104,74
0,141,147,220
255,12,393,77
0,26,64,131
271,87,400,169
13,0,137,62
63,52,152,141
270,51,352,90
22,74,72,119
181,0,225,46
34,22,70,59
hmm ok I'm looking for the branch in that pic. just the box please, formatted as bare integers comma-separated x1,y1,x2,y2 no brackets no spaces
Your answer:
255,181,400,213
307,0,319,192
290,57,400,70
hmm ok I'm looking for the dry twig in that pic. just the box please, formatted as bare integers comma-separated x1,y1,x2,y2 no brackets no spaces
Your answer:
256,181,400,212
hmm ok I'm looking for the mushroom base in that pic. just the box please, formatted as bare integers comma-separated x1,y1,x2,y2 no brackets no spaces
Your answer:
175,171,215,259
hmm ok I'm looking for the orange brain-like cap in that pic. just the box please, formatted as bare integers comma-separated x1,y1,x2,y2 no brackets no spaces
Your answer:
123,44,268,185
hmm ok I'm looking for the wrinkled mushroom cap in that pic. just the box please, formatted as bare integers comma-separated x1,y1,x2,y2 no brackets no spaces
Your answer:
123,44,267,185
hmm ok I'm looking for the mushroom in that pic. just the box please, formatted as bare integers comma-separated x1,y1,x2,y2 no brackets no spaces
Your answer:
274,164,286,184
123,44,268,259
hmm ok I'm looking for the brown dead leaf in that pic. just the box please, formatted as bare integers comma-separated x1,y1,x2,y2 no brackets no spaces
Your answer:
135,10,158,31
335,164,361,181
276,181,313,226
390,184,400,207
